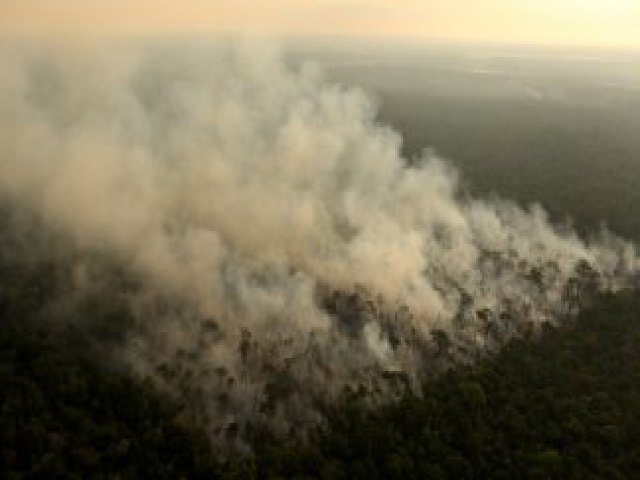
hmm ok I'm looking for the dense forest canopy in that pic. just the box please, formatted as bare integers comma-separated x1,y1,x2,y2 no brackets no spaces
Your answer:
1,41,640,478
2,227,640,478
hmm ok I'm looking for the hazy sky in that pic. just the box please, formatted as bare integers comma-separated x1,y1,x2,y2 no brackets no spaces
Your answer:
1,0,639,48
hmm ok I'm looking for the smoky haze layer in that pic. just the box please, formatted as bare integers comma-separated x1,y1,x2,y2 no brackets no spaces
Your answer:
0,40,636,445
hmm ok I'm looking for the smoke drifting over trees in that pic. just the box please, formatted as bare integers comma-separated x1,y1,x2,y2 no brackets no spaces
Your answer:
0,40,637,445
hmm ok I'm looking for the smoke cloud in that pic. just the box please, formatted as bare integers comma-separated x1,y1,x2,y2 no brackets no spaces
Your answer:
0,39,637,445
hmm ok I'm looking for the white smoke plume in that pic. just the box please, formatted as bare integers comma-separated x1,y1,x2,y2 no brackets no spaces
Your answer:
0,39,637,444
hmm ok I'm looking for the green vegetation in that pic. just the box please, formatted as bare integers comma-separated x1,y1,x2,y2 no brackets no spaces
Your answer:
384,94,640,242
3,47,640,478
251,289,640,479
0,223,219,479
320,51,640,241
3,238,640,478
0,319,218,479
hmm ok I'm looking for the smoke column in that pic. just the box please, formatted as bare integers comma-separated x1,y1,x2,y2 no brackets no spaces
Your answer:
0,39,636,444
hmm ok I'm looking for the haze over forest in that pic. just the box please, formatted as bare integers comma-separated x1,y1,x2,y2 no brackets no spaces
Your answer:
1,1,640,478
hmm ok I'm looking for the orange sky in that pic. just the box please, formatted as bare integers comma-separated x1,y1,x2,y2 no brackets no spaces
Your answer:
1,0,639,48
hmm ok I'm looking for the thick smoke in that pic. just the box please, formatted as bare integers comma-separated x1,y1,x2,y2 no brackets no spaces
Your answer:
0,40,637,445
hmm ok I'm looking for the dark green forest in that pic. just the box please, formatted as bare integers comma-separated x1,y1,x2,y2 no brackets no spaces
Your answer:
2,225,640,479
250,289,640,479
315,49,640,243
